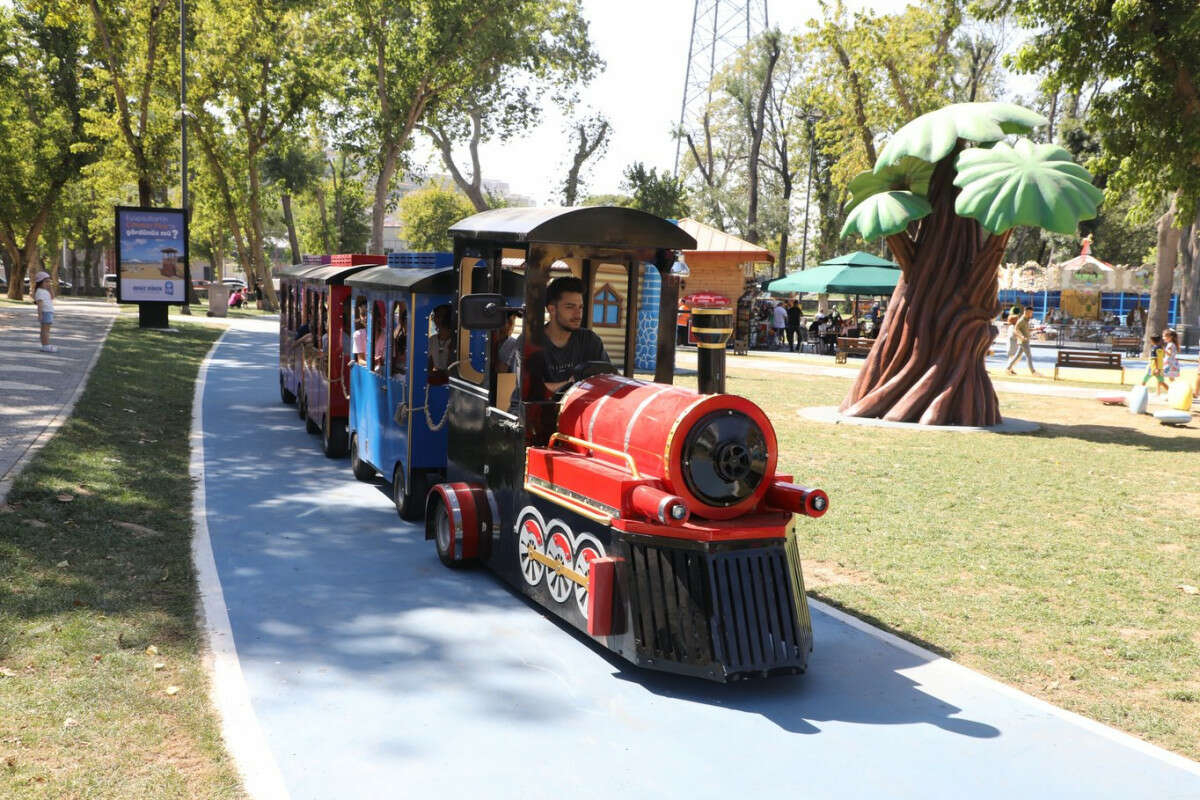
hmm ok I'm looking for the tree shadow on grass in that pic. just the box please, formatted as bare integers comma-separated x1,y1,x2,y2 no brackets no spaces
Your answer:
1012,420,1200,452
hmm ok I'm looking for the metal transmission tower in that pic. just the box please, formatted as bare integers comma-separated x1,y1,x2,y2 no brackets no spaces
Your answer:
674,0,770,174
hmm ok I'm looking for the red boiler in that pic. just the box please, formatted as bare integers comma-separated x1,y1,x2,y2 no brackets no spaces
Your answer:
557,374,778,520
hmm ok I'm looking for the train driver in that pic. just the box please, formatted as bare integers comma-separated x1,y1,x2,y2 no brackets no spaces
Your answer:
522,276,609,398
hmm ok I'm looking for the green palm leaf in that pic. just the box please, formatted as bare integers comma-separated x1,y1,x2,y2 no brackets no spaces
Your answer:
845,157,934,213
876,102,1047,171
841,190,932,242
953,139,1103,235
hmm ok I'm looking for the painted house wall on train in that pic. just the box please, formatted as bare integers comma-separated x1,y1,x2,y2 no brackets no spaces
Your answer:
591,263,629,370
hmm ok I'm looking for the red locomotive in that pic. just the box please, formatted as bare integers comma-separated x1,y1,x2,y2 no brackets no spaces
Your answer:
421,206,828,681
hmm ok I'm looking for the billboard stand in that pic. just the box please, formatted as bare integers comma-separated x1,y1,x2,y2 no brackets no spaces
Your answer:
139,303,170,329
114,206,188,324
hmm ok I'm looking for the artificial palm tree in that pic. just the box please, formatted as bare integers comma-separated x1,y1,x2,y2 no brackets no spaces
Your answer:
839,102,1103,426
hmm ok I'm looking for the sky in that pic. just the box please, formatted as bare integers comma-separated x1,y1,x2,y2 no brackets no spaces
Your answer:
415,0,916,203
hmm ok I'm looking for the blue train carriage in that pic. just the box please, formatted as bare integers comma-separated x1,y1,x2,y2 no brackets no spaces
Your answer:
426,207,830,682
345,252,469,519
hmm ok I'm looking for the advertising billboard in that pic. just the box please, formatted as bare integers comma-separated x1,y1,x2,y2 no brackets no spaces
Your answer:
115,206,188,304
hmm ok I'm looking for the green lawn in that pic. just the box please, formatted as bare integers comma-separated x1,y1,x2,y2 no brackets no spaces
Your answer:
686,368,1200,760
0,319,244,799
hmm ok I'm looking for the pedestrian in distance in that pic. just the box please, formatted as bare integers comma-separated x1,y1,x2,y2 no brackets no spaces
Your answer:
1143,334,1168,396
1162,328,1181,383
786,299,801,352
771,301,787,350
33,270,56,352
1005,311,1020,360
1004,306,1039,376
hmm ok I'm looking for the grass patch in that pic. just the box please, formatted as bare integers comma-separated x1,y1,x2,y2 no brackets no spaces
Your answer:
0,318,244,798
681,367,1200,759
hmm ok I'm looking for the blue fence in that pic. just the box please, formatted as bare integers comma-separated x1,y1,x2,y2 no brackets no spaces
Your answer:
997,290,1178,326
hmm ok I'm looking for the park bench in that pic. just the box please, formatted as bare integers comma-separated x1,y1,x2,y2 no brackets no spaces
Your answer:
835,336,874,364
1110,335,1142,356
1054,349,1125,383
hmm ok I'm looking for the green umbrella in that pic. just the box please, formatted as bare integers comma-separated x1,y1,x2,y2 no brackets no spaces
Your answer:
768,262,901,295
819,251,899,268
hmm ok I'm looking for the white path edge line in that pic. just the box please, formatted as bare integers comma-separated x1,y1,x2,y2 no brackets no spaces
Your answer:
190,326,291,800
809,597,1200,776
0,310,117,504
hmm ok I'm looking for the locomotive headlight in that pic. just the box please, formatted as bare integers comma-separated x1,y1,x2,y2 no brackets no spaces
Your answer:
680,410,769,507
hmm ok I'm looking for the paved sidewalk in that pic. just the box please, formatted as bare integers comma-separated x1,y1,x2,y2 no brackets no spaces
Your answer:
0,299,118,502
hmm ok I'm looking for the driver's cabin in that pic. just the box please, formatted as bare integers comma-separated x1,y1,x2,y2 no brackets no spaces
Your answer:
443,207,696,515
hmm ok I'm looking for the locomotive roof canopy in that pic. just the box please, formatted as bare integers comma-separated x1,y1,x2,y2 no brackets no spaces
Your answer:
449,206,697,251
344,265,456,294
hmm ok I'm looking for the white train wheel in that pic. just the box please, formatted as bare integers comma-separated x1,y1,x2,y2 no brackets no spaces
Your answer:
573,536,603,619
517,514,545,586
544,526,574,604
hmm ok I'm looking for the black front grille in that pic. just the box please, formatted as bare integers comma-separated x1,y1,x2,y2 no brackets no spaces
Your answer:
707,547,810,675
627,543,715,666
625,539,812,677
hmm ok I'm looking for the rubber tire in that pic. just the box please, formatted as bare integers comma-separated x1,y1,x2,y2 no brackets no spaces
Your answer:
297,388,307,420
392,465,427,521
432,496,464,568
349,434,374,481
305,404,320,434
322,413,348,458
280,374,296,405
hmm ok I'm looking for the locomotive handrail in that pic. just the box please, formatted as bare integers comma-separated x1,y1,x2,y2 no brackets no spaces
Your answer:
548,433,640,479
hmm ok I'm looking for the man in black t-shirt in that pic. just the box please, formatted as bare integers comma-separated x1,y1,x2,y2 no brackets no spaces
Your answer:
512,276,609,407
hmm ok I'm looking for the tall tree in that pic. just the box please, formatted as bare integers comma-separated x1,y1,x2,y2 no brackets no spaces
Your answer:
723,31,780,245
78,0,179,207
561,113,610,206
332,0,597,253
262,137,324,264
190,0,331,309
992,0,1200,351
622,163,687,220
839,102,1102,426
398,183,475,253
0,5,96,299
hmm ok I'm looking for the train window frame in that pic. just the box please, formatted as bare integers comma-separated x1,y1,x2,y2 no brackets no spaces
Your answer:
389,300,408,377
370,299,386,376
592,282,622,327
350,296,368,365
318,290,329,352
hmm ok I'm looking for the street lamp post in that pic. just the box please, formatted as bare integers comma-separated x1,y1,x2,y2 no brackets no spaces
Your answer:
799,110,822,270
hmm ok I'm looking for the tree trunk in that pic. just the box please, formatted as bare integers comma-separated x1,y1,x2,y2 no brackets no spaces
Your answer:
245,148,279,311
314,182,332,253
1179,207,1200,335
282,192,301,264
840,152,1008,426
1145,191,1181,355
370,143,400,253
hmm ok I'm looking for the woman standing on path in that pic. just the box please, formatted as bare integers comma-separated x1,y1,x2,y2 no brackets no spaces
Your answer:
1005,306,1038,376
33,271,56,353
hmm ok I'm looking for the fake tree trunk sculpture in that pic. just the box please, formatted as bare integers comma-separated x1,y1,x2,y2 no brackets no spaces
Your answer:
839,102,1104,426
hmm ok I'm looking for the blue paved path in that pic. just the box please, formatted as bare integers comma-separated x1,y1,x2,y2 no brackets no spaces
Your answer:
198,326,1200,800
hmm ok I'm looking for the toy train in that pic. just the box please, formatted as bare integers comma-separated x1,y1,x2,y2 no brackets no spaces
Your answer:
276,206,828,681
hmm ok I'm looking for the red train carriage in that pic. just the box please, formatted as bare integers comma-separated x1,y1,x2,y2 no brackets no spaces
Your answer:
277,255,386,456
423,207,827,681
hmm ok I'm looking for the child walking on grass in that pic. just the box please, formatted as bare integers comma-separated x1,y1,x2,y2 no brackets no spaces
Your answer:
1163,328,1181,383
1143,334,1167,395
33,270,56,353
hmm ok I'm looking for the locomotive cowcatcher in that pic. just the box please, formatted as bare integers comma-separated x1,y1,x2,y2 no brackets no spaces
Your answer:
425,207,828,682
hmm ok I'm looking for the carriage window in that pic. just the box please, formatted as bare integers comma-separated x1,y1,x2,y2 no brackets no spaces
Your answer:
371,300,386,375
318,292,329,351
427,303,456,381
351,296,368,365
390,301,408,375
592,284,622,327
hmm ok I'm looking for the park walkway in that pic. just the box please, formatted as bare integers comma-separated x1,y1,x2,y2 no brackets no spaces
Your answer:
0,299,118,503
194,324,1200,799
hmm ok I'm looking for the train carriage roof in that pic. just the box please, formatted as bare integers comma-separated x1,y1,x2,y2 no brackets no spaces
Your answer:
299,263,379,285
276,263,324,280
449,206,697,250
344,265,456,294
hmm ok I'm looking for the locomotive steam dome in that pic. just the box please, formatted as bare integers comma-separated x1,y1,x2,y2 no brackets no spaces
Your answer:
558,375,777,520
